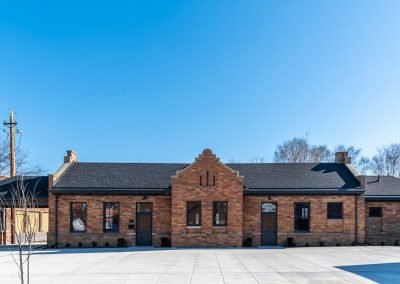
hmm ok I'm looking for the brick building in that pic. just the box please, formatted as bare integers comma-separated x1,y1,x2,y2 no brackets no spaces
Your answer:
47,149,400,248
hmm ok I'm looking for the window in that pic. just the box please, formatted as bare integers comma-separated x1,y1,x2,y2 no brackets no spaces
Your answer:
70,202,87,232
0,209,5,232
137,202,152,212
206,171,209,186
104,202,120,232
199,175,203,186
213,175,216,186
294,203,310,232
187,201,201,226
213,201,228,226
327,202,343,219
369,207,382,218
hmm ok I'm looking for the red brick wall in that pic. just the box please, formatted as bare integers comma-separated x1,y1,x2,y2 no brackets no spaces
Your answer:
243,194,365,247
48,194,171,247
171,149,244,247
365,201,400,245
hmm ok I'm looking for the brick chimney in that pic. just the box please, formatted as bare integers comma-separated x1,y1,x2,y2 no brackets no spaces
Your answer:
335,151,352,164
64,150,78,163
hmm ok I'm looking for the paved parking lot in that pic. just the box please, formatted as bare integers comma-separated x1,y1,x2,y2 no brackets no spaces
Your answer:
1,246,400,283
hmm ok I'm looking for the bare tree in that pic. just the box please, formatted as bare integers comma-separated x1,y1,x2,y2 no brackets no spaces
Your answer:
0,177,39,284
369,143,400,177
274,137,332,163
249,156,265,163
309,145,333,163
274,137,310,162
0,140,45,176
273,138,371,175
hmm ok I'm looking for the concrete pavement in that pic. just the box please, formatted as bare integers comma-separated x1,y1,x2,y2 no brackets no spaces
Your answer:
1,246,400,283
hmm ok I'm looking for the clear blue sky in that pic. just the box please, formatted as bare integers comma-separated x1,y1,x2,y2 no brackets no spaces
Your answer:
1,1,399,173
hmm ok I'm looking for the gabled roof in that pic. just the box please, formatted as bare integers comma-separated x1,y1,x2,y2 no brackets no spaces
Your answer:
365,176,400,200
51,162,363,195
0,176,49,206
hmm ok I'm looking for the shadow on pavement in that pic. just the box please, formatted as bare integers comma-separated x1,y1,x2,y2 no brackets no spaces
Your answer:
337,262,400,284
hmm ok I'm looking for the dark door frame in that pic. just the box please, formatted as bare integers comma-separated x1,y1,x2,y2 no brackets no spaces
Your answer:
136,202,153,246
260,202,278,246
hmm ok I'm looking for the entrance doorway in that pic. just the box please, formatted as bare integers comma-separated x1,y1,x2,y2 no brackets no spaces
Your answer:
261,202,277,246
136,202,153,246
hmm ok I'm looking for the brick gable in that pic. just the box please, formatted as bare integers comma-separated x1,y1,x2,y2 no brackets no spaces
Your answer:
171,149,244,247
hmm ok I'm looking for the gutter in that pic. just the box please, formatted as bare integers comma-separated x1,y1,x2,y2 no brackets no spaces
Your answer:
365,195,400,201
49,188,170,195
244,189,365,195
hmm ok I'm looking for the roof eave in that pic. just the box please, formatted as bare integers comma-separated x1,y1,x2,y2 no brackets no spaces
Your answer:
365,195,400,201
244,188,364,195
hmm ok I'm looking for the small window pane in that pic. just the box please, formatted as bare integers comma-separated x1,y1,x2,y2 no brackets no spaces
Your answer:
187,201,201,226
70,202,87,232
213,201,228,226
369,207,382,218
294,203,310,232
104,202,120,232
262,203,276,213
327,202,343,219
137,202,152,213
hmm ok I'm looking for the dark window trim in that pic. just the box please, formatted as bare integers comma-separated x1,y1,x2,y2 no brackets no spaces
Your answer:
294,202,310,233
327,202,343,220
369,207,383,218
103,202,120,233
186,201,202,226
70,202,87,233
213,201,228,227
0,209,5,232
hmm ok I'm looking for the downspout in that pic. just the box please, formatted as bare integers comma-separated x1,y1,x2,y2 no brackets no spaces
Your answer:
355,194,358,244
55,193,58,248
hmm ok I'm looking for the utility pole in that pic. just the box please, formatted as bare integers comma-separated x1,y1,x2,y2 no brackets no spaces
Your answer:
3,111,18,177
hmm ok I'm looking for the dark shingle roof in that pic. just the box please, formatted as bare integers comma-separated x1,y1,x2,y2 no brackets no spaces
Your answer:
0,176,49,206
52,162,362,194
228,163,361,191
53,163,188,190
365,176,400,199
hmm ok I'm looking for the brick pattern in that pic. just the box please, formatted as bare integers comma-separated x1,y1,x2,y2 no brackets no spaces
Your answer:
365,201,400,245
171,149,244,247
243,194,365,247
48,194,171,247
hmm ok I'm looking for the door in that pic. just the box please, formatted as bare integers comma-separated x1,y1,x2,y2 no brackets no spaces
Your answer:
261,202,277,246
136,202,153,246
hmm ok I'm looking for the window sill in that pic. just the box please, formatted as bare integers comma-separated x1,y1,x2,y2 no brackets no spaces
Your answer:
294,230,310,233
186,226,201,228
103,230,120,233
327,218,343,221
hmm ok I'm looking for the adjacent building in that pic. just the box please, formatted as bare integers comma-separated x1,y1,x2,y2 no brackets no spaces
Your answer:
0,176,49,245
